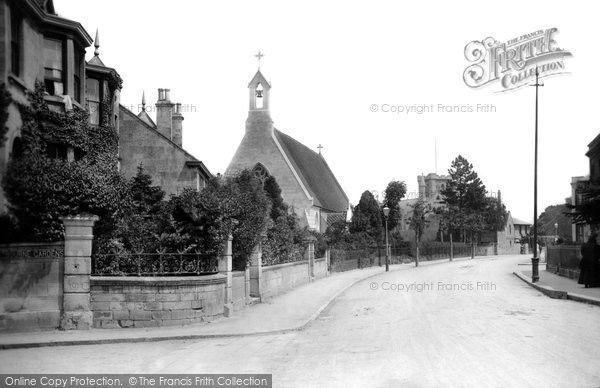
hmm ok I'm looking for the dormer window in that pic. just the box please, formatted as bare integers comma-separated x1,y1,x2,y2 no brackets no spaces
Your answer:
43,37,64,96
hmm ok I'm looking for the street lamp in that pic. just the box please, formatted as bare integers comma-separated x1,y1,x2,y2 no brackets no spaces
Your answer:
531,67,544,283
383,206,390,272
554,222,559,242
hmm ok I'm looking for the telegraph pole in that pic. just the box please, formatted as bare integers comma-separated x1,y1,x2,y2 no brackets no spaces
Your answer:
531,67,544,283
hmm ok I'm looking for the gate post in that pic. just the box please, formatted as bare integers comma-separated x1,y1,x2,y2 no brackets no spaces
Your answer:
60,214,98,330
218,234,233,317
249,233,266,300
304,235,316,281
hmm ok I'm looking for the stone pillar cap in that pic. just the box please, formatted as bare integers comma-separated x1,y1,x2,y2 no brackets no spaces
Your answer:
59,213,99,222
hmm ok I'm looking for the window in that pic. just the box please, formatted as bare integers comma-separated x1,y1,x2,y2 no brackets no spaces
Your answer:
86,78,101,125
10,7,22,77
73,49,83,103
253,163,270,182
43,38,64,95
46,143,68,160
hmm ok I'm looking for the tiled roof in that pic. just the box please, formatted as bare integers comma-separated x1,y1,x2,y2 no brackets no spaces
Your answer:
274,129,348,213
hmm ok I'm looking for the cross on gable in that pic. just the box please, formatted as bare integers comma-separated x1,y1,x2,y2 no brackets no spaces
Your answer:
317,144,323,154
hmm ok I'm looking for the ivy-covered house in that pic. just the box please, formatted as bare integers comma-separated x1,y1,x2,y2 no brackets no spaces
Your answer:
0,0,212,217
0,0,98,211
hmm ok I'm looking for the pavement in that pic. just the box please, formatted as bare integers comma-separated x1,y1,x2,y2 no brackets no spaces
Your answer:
0,259,454,350
514,263,600,306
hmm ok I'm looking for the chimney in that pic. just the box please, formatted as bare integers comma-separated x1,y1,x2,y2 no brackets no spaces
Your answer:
156,88,174,139
497,190,502,205
172,102,184,147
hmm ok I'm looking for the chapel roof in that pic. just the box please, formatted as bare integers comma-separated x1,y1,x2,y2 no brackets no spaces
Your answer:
273,129,348,213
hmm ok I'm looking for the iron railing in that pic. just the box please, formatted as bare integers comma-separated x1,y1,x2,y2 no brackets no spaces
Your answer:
92,251,218,276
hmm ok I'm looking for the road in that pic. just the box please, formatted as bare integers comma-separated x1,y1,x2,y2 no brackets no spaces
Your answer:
2,255,600,387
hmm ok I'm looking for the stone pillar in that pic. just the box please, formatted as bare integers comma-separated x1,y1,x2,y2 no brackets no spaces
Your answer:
60,214,98,330
326,248,331,276
249,234,265,300
218,234,233,317
304,236,316,281
244,265,250,301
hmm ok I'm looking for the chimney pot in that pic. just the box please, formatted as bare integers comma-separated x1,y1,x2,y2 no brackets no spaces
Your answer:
165,89,171,101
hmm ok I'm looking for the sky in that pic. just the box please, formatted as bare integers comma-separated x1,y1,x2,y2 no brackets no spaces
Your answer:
55,0,599,223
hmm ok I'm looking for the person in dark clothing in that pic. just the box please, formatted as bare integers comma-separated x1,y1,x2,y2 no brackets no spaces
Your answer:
579,233,600,288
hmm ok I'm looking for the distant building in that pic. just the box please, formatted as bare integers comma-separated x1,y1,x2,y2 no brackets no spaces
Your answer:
417,173,450,202
512,217,531,239
227,69,349,232
570,175,590,242
398,173,449,242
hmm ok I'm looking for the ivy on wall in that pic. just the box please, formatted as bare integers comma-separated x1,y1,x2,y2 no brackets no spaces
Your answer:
0,83,11,148
1,82,128,242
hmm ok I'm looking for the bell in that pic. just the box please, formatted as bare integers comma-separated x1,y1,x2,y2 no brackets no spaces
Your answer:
256,90,263,98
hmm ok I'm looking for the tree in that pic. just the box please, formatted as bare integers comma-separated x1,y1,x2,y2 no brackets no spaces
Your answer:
566,182,600,230
482,196,508,232
350,190,383,245
441,155,487,213
436,206,463,260
382,180,407,231
130,164,165,214
263,175,288,222
409,199,433,267
538,204,572,241
441,155,488,243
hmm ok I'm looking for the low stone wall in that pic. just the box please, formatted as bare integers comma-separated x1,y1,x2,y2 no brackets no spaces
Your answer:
546,264,580,280
231,271,248,310
90,275,226,328
314,257,328,279
262,260,310,298
0,242,64,332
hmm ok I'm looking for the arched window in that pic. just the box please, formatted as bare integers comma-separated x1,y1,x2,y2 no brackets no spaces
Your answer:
253,163,270,182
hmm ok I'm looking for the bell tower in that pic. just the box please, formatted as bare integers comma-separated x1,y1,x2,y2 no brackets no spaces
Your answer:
248,72,270,111
246,50,273,135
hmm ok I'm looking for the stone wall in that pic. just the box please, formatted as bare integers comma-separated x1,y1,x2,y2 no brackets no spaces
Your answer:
0,242,64,332
262,261,310,298
547,245,582,280
90,276,226,328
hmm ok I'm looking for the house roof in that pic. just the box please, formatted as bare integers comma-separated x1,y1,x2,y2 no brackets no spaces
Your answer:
512,217,531,226
273,129,348,213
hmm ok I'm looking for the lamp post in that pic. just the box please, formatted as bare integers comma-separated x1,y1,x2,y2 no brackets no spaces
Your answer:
531,67,544,283
554,222,559,242
383,206,390,272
